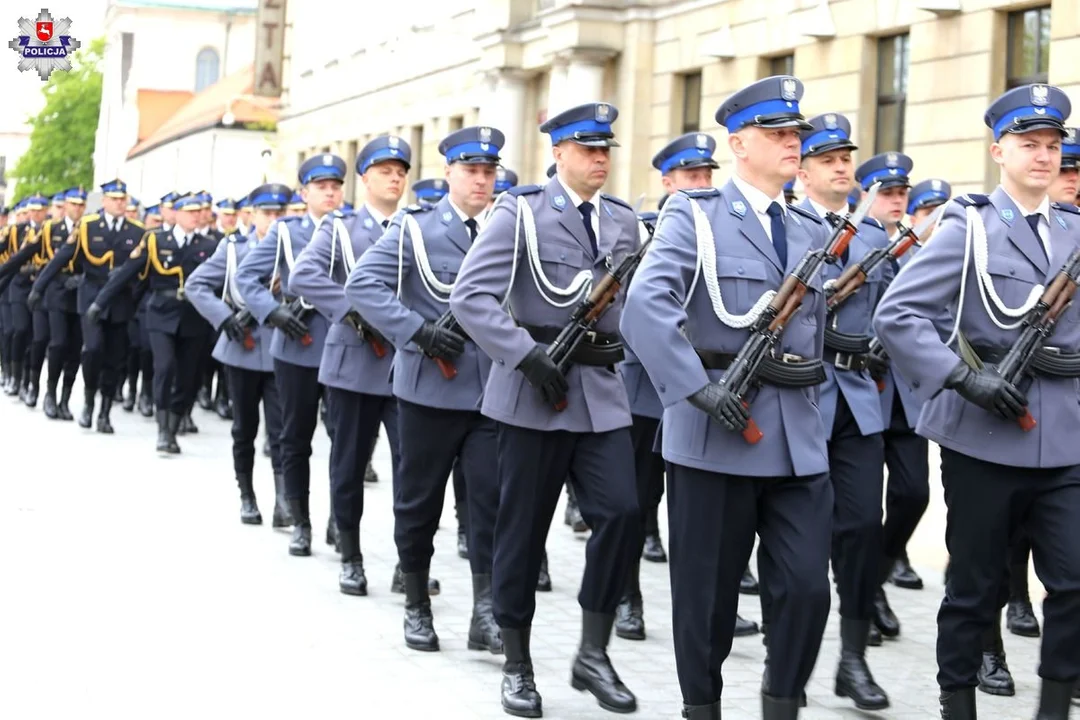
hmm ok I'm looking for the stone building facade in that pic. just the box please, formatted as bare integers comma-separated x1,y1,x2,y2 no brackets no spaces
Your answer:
275,0,1080,209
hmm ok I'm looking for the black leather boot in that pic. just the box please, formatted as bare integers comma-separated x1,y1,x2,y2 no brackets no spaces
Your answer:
1035,678,1073,720
24,382,38,408
615,560,645,641
364,461,378,483
835,618,890,710
96,395,115,434
58,384,74,420
762,651,807,707
889,550,924,589
196,385,212,411
391,562,440,595
123,378,137,412
455,502,469,559
183,413,199,434
735,613,760,637
682,701,721,719
564,484,588,532
939,687,977,719
164,412,182,454
155,409,172,452
468,574,503,653
287,496,312,556
873,587,901,637
536,551,552,592
762,693,801,719
403,569,439,651
214,378,231,419
271,473,293,528
337,529,367,596
1006,600,1040,637
43,389,58,419
78,390,94,428
236,473,261,525
137,390,153,417
868,623,883,647
501,627,542,718
570,610,637,713
977,612,1014,696
112,384,123,402
741,565,760,595
642,531,667,563
3,361,20,395
325,517,339,550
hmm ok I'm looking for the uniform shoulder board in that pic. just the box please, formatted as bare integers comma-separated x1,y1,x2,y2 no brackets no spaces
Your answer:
332,208,352,219
1052,201,1080,215
678,188,721,199
225,231,242,243
600,193,633,211
402,204,431,214
507,184,542,197
860,216,884,230
128,218,144,229
81,213,100,225
787,203,823,224
279,215,304,226
955,194,990,208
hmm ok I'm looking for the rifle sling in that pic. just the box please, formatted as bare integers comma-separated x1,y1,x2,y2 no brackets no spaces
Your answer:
973,345,1080,379
522,324,624,367
695,349,826,388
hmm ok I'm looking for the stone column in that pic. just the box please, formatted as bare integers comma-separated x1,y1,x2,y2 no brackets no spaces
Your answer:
546,58,570,118
479,69,528,175
559,49,617,109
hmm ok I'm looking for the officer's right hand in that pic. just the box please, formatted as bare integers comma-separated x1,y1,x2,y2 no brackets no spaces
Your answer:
944,361,1027,421
220,315,246,344
687,382,750,432
63,275,81,291
411,321,465,359
86,302,104,323
516,344,568,407
266,305,308,340
27,290,42,312
867,352,889,382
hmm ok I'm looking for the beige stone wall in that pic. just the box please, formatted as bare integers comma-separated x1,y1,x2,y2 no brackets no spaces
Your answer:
275,0,1078,211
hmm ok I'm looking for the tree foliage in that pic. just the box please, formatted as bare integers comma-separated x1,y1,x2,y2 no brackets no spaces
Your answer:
9,36,105,199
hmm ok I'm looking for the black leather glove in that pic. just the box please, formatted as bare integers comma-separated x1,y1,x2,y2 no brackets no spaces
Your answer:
86,302,103,324
220,315,247,344
516,344,568,407
266,305,309,341
63,275,82,291
687,382,750,432
943,360,1027,421
867,352,889,382
27,290,42,312
411,320,465,360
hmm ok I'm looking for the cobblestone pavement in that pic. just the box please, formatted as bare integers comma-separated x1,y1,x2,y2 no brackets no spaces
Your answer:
1,385,1049,719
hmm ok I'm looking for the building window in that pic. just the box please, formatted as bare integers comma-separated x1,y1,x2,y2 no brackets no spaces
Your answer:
195,47,220,92
680,72,702,134
875,33,909,153
768,54,794,77
1007,6,1051,88
449,115,464,133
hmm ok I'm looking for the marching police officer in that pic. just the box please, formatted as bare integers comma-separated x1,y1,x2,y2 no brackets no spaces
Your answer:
291,136,411,596
234,154,344,556
88,192,213,452
798,114,892,709
346,126,503,655
875,83,1080,720
621,77,833,720
186,183,292,524
451,103,641,717
0,195,48,401
412,178,448,207
29,187,87,420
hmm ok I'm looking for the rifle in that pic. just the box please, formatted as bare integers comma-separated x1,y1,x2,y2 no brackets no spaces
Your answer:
544,224,658,411
719,183,878,443
825,203,945,310
426,309,465,379
343,310,389,359
285,296,314,346
993,247,1080,432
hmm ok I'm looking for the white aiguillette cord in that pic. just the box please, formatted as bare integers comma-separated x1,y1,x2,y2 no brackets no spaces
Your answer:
270,218,317,309
222,237,246,309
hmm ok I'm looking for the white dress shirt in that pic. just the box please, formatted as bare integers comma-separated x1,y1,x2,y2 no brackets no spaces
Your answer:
557,177,601,241
1002,189,1051,260
731,172,787,242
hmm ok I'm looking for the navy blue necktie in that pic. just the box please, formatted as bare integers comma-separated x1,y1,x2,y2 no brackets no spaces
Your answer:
465,218,478,242
766,202,788,269
579,201,599,256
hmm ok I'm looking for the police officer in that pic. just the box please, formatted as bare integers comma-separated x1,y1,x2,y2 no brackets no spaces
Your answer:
877,177,951,594
451,103,641,716
875,83,1080,720
186,183,292,524
88,192,213,451
126,196,141,222
291,136,411,596
159,192,178,231
0,195,48,402
799,114,892,709
215,198,239,236
411,178,448,207
783,179,798,204
235,154,343,556
621,77,833,719
236,197,252,235
29,187,87,420
285,191,307,217
347,126,503,655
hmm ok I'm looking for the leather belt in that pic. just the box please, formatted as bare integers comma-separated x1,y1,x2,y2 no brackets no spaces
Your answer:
153,287,184,300
694,349,826,388
522,324,625,367
973,345,1080,379
823,328,873,371
823,348,870,372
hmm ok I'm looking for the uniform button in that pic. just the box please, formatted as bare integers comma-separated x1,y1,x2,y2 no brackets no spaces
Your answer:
560,252,567,261
442,262,448,269
658,383,666,393
912,380,920,388
497,358,504,365
737,267,745,275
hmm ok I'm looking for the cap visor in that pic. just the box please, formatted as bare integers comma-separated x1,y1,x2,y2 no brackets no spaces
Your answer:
368,157,411,172
1006,119,1067,136
305,172,344,183
568,137,620,148
103,191,128,198
452,156,501,165
1061,157,1079,169
803,140,858,157
756,116,814,131
874,177,911,190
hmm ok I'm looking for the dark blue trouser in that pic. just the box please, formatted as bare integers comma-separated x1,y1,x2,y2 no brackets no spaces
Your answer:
326,387,399,533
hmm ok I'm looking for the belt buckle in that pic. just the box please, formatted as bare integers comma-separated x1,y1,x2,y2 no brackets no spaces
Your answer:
1042,346,1061,355
176,287,185,301
833,352,853,371
585,330,598,343
781,353,803,364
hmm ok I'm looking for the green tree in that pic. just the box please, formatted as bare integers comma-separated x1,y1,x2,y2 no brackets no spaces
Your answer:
9,36,104,199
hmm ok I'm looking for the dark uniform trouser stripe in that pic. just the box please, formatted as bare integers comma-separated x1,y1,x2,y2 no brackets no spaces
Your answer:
491,424,639,628
666,462,832,705
227,365,283,476
273,359,321,500
326,388,399,532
